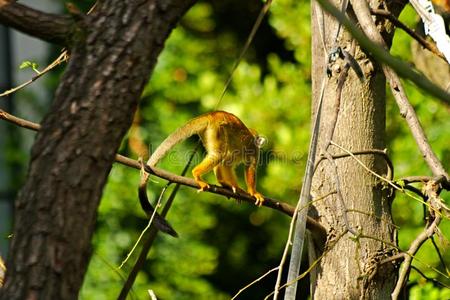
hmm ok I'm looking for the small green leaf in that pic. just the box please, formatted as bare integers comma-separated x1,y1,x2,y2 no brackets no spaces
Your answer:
396,180,405,188
19,61,40,74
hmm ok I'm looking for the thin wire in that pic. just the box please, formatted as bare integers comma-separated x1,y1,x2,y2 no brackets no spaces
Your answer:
214,0,273,109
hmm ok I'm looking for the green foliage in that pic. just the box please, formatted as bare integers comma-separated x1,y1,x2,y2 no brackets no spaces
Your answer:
409,281,450,300
19,60,40,74
79,0,449,298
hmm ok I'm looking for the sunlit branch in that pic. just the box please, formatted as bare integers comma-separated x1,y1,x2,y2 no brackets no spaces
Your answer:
0,108,327,240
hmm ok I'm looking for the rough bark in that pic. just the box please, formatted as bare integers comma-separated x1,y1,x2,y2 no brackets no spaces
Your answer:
0,1,195,299
309,0,404,298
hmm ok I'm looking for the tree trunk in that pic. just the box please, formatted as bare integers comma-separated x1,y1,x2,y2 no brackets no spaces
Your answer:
0,1,195,299
310,0,402,298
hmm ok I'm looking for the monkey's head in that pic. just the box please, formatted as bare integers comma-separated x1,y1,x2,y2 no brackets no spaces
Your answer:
254,134,267,149
249,128,266,149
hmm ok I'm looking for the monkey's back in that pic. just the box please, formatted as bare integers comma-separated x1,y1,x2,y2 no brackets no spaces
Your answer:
199,111,258,166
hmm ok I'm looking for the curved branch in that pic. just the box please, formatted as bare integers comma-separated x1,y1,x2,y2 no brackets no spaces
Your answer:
315,0,450,105
391,180,444,299
370,9,445,61
126,157,326,240
391,215,441,299
348,0,450,184
0,1,72,45
315,149,394,181
0,108,327,242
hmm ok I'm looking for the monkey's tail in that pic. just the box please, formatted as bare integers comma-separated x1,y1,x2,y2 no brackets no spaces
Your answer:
138,183,178,237
147,116,208,166
138,115,207,237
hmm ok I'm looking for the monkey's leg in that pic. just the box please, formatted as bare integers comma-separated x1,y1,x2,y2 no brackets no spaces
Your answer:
245,164,265,206
192,154,222,192
214,165,244,194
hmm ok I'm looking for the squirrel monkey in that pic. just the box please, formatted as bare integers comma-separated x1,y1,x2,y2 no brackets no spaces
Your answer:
139,111,266,237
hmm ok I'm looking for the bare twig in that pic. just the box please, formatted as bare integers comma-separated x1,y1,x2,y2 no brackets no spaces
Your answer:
379,252,406,266
430,236,450,276
216,0,272,104
0,108,327,240
117,181,168,269
118,144,199,300
392,216,441,299
370,9,446,61
398,176,433,184
411,265,450,289
391,180,443,299
0,3,100,98
0,51,69,98
231,266,279,300
316,0,450,105
348,0,450,183
315,149,394,180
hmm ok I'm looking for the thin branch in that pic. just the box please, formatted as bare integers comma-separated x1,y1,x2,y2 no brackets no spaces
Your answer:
322,54,351,150
379,253,406,266
398,176,433,184
0,109,39,130
386,72,449,179
321,60,355,236
329,142,432,207
430,236,450,276
118,144,199,300
348,0,450,184
117,184,168,269
391,180,443,299
0,0,73,45
315,149,394,181
231,266,279,300
216,0,272,105
370,9,446,61
0,108,327,240
402,184,426,199
0,51,69,98
411,265,450,289
392,215,441,299
315,0,450,105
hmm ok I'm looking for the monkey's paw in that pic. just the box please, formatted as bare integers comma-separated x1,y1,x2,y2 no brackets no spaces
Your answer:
251,192,265,207
196,181,210,193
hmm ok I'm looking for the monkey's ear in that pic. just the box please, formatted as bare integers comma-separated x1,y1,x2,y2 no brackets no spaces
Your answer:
254,135,267,148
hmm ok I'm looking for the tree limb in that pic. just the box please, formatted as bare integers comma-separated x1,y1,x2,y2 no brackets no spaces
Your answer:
391,179,446,299
0,108,327,241
391,212,441,298
0,0,72,45
315,0,450,105
370,9,446,61
348,0,450,183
